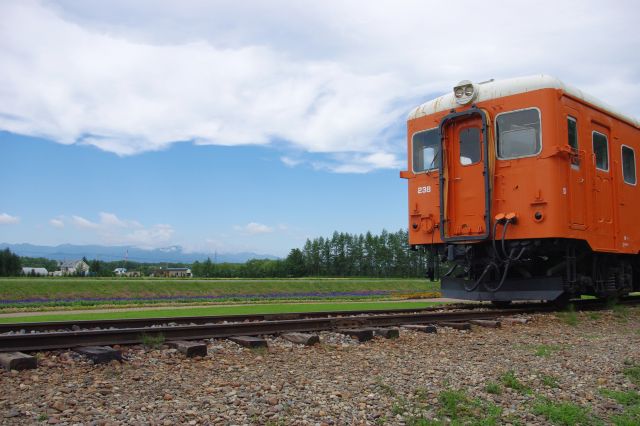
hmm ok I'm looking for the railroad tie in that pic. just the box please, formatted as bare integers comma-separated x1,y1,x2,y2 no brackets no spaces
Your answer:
0,352,37,371
74,346,122,364
439,322,472,330
280,333,320,346
228,336,268,348
501,317,530,325
402,325,437,333
167,340,208,357
373,328,400,339
470,320,502,328
338,328,375,342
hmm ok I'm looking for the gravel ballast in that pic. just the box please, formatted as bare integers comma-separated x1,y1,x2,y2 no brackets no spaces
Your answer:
1,307,639,425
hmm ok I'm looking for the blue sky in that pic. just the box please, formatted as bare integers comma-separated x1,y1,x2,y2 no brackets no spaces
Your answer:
1,0,639,257
0,130,408,256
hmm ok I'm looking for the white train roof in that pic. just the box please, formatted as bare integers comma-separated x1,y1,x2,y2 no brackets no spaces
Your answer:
408,74,639,128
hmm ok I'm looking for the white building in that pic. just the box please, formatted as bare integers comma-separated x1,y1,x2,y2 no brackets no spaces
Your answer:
59,260,90,276
21,267,48,276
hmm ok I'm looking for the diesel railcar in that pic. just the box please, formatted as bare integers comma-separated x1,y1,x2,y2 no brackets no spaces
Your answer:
401,75,640,301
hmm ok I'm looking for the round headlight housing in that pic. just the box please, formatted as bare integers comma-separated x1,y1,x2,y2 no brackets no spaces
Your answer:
453,80,479,105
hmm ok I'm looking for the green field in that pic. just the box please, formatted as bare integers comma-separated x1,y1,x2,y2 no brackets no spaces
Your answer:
0,300,442,324
0,277,439,310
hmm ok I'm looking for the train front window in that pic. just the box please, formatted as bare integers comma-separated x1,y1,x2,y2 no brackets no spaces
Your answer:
496,108,541,159
412,129,440,173
459,127,481,165
592,131,609,171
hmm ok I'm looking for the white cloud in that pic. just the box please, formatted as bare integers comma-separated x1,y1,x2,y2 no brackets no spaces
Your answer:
280,156,302,167
1,0,639,173
0,213,20,225
49,217,64,228
68,212,174,248
71,215,100,229
234,222,274,235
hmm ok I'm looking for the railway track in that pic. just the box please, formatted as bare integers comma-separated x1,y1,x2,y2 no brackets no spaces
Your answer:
1,296,637,353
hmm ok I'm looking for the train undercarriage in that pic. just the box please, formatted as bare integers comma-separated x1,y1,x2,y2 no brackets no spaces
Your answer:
422,238,639,302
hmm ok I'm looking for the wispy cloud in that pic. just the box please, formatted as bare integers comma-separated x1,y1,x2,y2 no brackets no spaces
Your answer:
49,217,64,228
0,213,20,225
234,222,274,235
69,212,174,248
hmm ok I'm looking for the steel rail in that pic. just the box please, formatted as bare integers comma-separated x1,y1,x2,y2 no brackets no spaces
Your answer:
0,295,637,352
0,308,539,352
0,302,495,334
2,295,638,334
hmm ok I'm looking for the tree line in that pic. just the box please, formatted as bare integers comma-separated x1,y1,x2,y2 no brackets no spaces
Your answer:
192,229,429,278
0,229,431,278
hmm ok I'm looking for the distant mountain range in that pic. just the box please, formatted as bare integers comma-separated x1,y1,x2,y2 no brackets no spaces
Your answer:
0,243,279,264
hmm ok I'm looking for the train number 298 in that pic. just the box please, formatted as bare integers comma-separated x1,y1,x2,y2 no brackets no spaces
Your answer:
417,186,431,194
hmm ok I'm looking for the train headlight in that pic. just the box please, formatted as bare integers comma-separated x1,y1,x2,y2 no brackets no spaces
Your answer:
453,80,478,105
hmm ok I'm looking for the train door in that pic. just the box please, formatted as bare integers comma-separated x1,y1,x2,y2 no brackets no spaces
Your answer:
565,111,587,229
591,123,615,249
440,111,489,241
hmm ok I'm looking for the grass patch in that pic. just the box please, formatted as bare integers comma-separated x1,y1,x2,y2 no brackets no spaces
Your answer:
499,370,531,394
557,304,578,326
533,398,601,425
540,373,560,388
534,344,563,357
588,312,601,321
485,381,502,395
611,405,640,426
0,300,442,324
613,305,630,322
140,332,164,349
0,277,439,306
599,389,640,406
437,389,502,425
623,365,640,386
386,388,502,425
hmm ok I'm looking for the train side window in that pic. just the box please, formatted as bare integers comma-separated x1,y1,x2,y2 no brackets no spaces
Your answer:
412,128,440,173
567,117,578,151
496,108,541,159
622,145,637,185
592,131,609,172
459,127,481,165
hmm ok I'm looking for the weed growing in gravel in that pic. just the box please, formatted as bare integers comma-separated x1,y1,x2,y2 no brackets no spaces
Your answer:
437,389,502,425
375,377,397,397
485,381,502,395
533,398,601,425
613,304,630,322
623,365,640,386
414,387,429,402
599,388,640,406
534,344,563,357
499,370,531,394
250,346,268,356
610,404,640,426
557,304,579,326
381,388,504,426
140,332,165,349
37,414,48,422
588,312,601,321
540,373,560,388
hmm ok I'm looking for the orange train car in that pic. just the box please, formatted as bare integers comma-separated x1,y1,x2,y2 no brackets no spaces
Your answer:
401,75,640,302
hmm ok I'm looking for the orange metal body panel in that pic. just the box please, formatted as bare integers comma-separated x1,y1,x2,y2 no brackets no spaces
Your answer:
404,88,640,254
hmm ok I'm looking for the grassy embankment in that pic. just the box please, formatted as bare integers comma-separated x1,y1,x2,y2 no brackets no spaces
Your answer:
0,300,442,324
0,277,440,312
